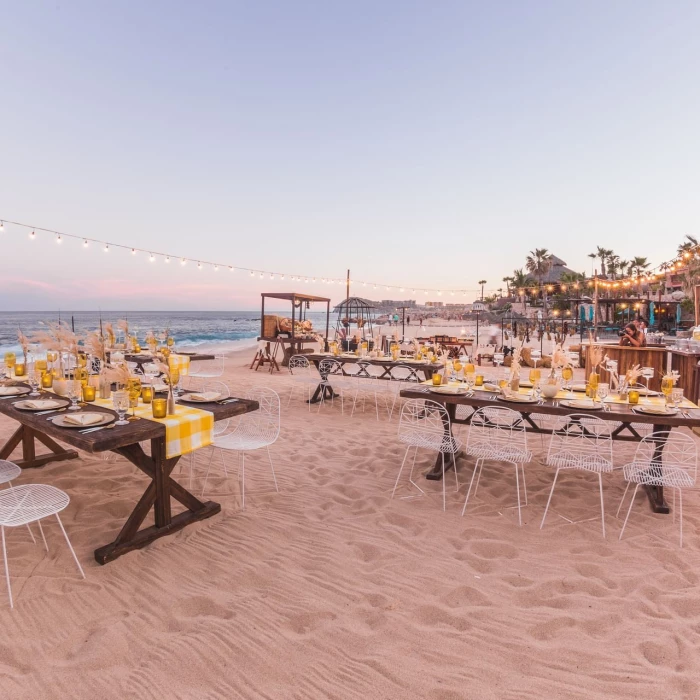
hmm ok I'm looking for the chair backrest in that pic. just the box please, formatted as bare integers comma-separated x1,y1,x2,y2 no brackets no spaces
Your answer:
398,399,449,442
204,381,231,435
632,431,697,486
389,364,421,383
546,414,613,470
288,355,311,374
467,406,528,456
319,358,343,378
241,387,281,443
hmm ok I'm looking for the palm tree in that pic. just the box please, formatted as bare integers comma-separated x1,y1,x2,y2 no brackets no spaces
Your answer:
592,246,613,277
511,269,535,290
497,287,503,298
478,280,487,300
677,235,699,256
502,276,514,296
630,256,650,277
525,248,552,314
588,252,597,276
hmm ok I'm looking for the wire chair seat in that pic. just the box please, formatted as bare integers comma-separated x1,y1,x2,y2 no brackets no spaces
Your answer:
0,484,70,527
399,430,460,453
189,354,225,378
547,451,614,473
0,461,21,486
622,461,694,489
466,441,532,463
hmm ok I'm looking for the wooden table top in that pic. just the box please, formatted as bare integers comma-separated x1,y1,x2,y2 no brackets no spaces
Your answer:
125,352,216,363
307,353,444,370
399,386,700,430
0,386,258,454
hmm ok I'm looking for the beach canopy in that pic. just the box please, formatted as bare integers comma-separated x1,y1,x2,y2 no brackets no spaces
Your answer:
649,302,655,325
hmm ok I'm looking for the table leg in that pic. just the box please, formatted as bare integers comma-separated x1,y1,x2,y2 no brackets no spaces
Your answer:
0,424,78,469
94,438,220,564
426,403,457,481
643,424,670,514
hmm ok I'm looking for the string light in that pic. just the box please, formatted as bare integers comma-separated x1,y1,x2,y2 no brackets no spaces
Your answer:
0,216,688,296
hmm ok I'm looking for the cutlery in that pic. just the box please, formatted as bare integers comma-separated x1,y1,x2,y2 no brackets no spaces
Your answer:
80,424,115,434
46,409,68,420
36,407,67,416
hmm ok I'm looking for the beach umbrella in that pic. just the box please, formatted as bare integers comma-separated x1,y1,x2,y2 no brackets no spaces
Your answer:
676,303,682,324
649,302,655,326
588,305,594,322
580,305,585,322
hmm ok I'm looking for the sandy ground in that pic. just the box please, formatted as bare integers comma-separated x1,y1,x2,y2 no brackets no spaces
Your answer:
1,347,700,699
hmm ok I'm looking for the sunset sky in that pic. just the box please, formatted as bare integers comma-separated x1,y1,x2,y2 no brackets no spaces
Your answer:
2,1,699,310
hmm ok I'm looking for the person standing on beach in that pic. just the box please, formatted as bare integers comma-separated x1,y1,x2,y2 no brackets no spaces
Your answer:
407,315,411,326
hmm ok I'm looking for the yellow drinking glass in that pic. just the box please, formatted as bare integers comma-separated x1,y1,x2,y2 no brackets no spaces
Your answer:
41,372,54,389
562,367,573,382
152,398,167,418
432,372,442,386
661,377,674,399
628,390,640,405
529,369,541,384
14,363,25,377
167,337,175,348
475,374,484,387
35,359,48,371
141,386,154,403
82,385,96,402
77,353,88,368
454,361,463,373
4,352,16,369
127,377,142,410
46,351,58,364
160,347,171,360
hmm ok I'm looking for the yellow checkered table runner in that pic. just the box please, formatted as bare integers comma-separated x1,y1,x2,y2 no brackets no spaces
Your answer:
94,397,214,458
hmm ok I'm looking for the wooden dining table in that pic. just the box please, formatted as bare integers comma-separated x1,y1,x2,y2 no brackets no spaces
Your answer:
124,351,216,372
400,384,700,515
306,353,443,404
0,385,258,564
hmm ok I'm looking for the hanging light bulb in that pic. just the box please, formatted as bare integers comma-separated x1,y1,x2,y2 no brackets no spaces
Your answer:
104,243,109,252
131,248,136,255
181,258,187,266
0,221,4,232
259,272,264,279
270,273,274,279
165,256,170,263
281,274,285,280
149,253,155,262
214,265,219,272
56,235,62,244
229,266,233,272
198,262,203,270
30,230,36,239
250,270,254,276
83,239,89,247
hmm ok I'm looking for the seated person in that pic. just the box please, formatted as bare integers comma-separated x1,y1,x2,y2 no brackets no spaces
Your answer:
619,322,645,347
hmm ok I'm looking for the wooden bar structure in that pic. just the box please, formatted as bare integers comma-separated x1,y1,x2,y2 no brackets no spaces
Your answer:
669,349,700,405
0,385,258,564
583,344,667,392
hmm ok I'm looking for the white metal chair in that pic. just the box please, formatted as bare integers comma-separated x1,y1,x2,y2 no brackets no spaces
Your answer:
200,387,280,508
189,354,225,379
0,460,38,543
183,381,231,486
317,358,353,413
287,355,316,411
617,431,697,546
388,364,422,418
0,481,84,608
461,406,532,525
392,399,461,511
540,414,614,536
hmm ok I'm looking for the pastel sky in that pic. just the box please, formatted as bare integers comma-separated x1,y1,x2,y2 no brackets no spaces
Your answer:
1,1,699,311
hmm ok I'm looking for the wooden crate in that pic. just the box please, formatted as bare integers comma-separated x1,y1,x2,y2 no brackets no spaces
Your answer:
263,315,279,337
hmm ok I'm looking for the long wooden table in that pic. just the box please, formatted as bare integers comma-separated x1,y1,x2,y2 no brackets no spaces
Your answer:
400,385,700,515
124,351,216,372
307,354,443,404
0,386,258,564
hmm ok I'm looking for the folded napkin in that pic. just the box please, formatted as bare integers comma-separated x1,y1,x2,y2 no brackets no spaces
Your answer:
188,391,221,402
152,383,170,392
0,387,22,396
22,400,61,410
63,413,104,426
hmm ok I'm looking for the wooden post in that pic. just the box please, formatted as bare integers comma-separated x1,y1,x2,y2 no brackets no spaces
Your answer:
694,285,700,327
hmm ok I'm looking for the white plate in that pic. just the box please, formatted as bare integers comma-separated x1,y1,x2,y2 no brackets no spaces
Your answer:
181,393,223,403
52,412,115,429
635,405,678,416
14,399,69,412
498,395,538,404
430,385,469,395
560,399,602,410
0,386,31,396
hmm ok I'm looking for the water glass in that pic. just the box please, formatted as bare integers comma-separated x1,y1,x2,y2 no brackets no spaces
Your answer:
671,387,684,409
67,380,82,410
596,382,609,404
113,390,130,425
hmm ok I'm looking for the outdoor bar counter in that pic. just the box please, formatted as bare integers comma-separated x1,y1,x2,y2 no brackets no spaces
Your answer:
583,343,666,392
669,348,700,404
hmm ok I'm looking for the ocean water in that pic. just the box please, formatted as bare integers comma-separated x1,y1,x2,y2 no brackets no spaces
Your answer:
0,310,334,355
